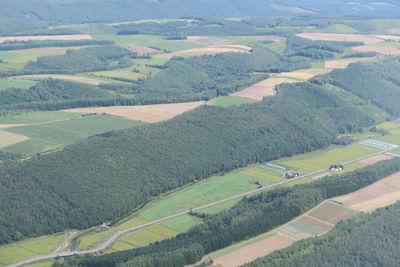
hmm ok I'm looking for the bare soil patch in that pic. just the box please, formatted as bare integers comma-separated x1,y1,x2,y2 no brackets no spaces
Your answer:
333,172,400,212
176,45,252,56
21,48,67,54
393,119,400,124
230,78,298,101
0,130,28,148
352,45,400,55
373,35,400,41
278,68,331,80
251,36,287,42
359,154,394,165
324,57,376,69
308,201,359,225
128,45,161,56
388,29,400,35
213,233,295,267
0,124,25,128
63,102,206,122
296,33,384,44
0,34,92,43
9,75,105,85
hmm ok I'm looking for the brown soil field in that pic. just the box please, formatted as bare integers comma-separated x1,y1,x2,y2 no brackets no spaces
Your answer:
296,33,384,44
62,101,206,122
230,78,298,101
394,119,400,124
128,45,161,55
352,45,400,55
213,233,295,267
333,172,400,212
373,35,400,41
176,45,251,56
324,57,376,69
0,34,92,43
185,36,231,46
359,154,394,165
0,130,28,148
251,36,287,42
277,68,331,80
307,201,359,225
9,75,105,85
21,48,67,54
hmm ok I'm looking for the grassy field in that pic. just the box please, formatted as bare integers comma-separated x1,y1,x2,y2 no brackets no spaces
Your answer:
137,168,284,221
0,78,36,90
0,233,65,266
370,41,400,48
264,41,287,55
275,144,380,171
375,129,400,145
160,215,203,232
210,96,256,107
1,114,144,155
0,111,83,124
319,24,358,34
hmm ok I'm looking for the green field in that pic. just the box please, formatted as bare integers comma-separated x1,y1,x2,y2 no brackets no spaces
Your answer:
0,78,36,90
370,41,400,48
264,41,287,55
0,233,65,266
137,168,283,221
375,129,400,145
319,24,358,34
1,113,144,155
0,111,83,124
276,144,380,171
160,215,203,232
210,96,256,107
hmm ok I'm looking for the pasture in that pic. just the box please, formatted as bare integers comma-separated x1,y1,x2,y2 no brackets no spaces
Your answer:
9,74,106,85
0,78,36,90
176,44,252,56
63,102,206,123
1,114,143,155
209,96,255,107
0,35,92,43
296,33,384,44
137,167,284,221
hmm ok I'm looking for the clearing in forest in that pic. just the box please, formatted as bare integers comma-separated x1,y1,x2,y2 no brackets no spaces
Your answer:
230,77,298,100
63,102,206,122
0,34,93,43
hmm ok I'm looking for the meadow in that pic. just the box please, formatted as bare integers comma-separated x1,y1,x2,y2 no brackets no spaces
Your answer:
0,78,36,90
209,96,256,107
0,113,144,155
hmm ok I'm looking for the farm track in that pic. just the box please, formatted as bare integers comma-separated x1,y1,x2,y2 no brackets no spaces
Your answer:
7,146,398,267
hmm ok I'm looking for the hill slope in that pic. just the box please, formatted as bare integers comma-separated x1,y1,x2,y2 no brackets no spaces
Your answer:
1,0,400,23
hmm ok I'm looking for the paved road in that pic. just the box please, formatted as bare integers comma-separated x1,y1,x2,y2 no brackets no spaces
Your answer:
8,147,396,267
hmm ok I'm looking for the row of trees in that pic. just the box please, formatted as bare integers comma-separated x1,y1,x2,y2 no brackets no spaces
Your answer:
76,158,400,267
0,57,395,245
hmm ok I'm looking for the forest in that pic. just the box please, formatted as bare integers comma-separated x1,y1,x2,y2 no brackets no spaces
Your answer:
0,46,310,111
0,58,396,245
74,158,400,267
245,201,400,267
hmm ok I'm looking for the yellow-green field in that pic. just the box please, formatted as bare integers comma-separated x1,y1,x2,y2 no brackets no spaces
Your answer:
0,233,66,266
276,144,379,171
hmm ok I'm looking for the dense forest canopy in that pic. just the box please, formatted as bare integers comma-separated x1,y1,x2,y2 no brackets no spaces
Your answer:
0,58,397,245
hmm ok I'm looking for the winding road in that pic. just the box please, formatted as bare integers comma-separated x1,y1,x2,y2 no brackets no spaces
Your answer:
7,145,397,267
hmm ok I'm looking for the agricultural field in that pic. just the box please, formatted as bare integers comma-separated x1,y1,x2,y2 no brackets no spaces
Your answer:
175,44,252,56
0,78,36,90
0,130,28,148
63,102,206,123
352,45,400,55
209,96,256,107
324,57,376,69
0,113,144,155
275,143,380,172
318,24,359,34
0,233,66,266
296,33,385,44
0,35,92,43
333,171,400,212
213,233,295,267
